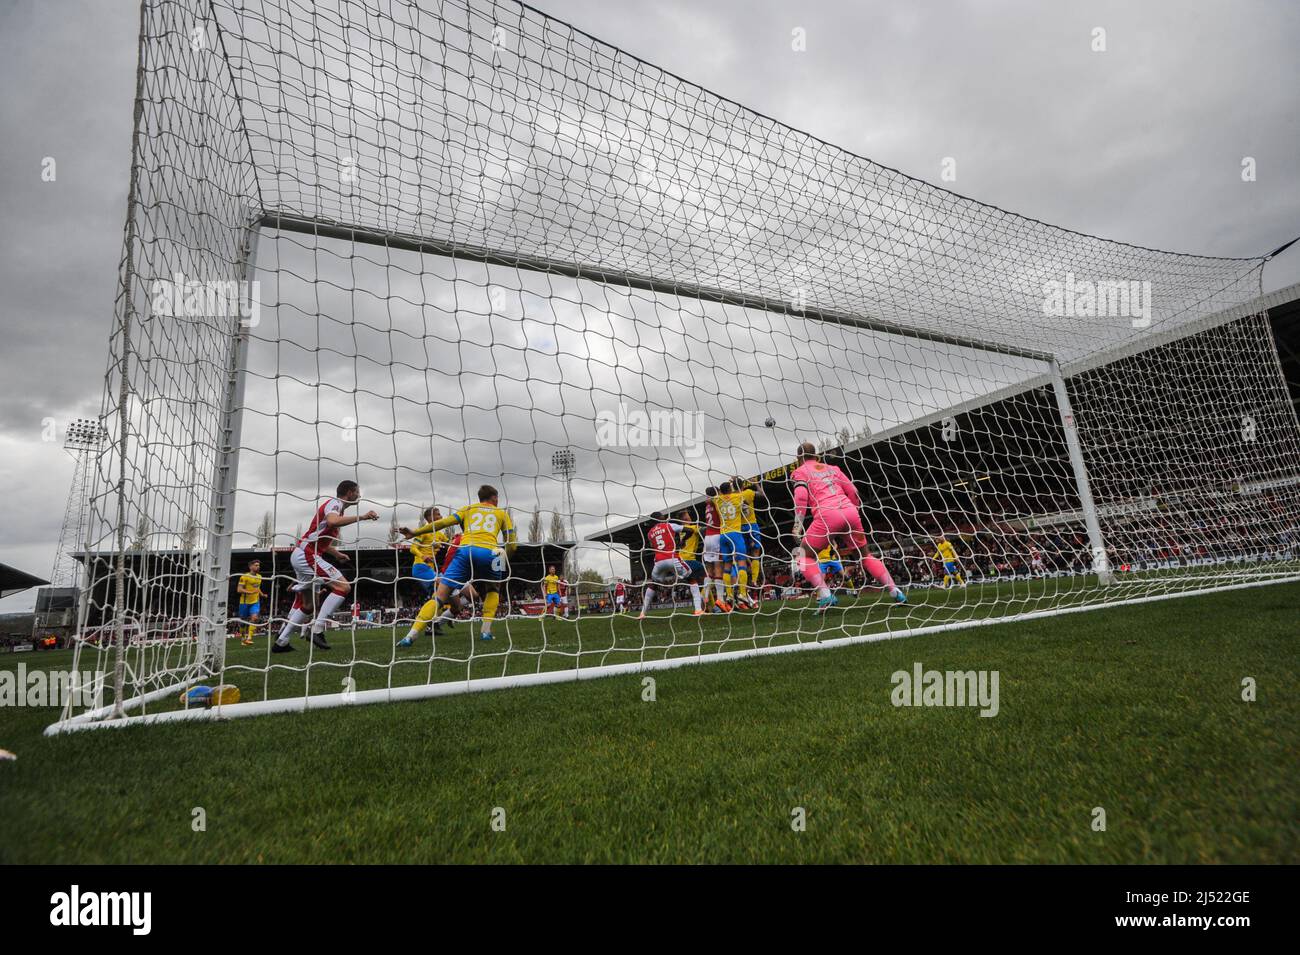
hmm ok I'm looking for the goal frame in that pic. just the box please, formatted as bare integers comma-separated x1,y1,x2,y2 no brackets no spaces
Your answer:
55,207,1300,733
46,0,1300,733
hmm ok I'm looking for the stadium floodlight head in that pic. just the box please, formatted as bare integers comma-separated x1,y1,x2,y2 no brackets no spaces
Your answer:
551,450,577,480
48,0,1300,733
63,418,105,453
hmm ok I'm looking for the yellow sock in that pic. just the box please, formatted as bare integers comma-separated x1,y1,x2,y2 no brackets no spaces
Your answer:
723,574,734,600
246,623,255,640
738,568,749,600
481,592,500,634
412,597,441,633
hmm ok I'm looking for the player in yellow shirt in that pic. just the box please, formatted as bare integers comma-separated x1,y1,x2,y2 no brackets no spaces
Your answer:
675,510,710,615
676,515,701,563
235,560,264,645
934,535,965,588
712,480,762,608
398,484,516,644
736,476,765,597
410,506,464,633
409,506,448,594
542,566,563,615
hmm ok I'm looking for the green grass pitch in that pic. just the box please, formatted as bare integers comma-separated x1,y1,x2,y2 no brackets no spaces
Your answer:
0,581,1296,863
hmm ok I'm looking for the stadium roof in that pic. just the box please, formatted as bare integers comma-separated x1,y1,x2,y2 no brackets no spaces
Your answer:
1267,285,1300,417
838,280,1300,458
0,562,49,600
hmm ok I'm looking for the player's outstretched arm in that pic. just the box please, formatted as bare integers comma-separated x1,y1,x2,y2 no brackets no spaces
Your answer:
401,513,459,538
328,508,379,529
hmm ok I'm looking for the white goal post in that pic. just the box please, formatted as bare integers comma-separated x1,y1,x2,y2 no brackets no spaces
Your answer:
50,0,1300,732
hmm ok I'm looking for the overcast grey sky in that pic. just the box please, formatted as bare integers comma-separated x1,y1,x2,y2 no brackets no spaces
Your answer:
1,0,1297,611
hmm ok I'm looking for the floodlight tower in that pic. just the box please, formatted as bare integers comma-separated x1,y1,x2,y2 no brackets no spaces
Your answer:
551,449,578,543
34,418,106,641
552,449,579,597
50,418,106,588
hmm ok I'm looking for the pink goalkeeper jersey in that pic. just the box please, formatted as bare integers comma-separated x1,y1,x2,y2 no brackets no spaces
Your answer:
790,460,860,520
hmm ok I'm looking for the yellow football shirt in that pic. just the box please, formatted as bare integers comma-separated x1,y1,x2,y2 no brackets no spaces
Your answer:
739,489,758,525
410,528,446,565
451,503,516,551
237,573,262,605
678,522,701,561
714,490,752,534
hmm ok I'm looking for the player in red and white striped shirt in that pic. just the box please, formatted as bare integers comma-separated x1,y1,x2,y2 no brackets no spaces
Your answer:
639,512,704,617
273,479,379,653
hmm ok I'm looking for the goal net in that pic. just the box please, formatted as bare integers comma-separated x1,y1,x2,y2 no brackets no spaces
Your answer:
52,0,1300,731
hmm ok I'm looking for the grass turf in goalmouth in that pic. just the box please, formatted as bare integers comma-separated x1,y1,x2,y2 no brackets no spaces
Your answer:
0,581,1295,863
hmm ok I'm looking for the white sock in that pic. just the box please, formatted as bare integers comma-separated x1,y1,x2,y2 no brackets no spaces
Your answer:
689,583,702,611
818,585,832,598
312,591,346,633
642,588,654,612
277,608,308,645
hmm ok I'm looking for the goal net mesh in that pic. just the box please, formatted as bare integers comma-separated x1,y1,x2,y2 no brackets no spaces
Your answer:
57,0,1300,727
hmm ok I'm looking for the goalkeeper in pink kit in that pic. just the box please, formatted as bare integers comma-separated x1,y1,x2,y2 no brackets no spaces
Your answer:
789,441,907,609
